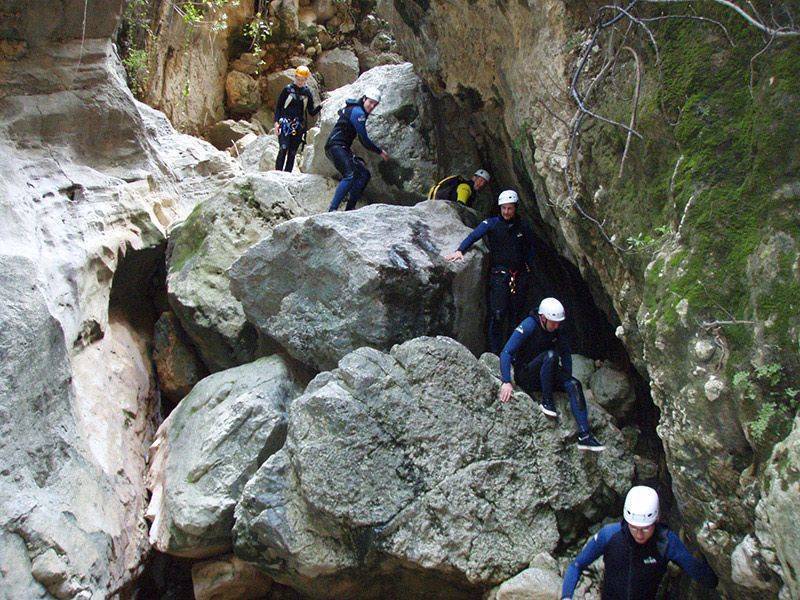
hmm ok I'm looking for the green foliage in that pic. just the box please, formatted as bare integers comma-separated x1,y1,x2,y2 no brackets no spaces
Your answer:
122,48,149,97
733,362,799,443
178,0,238,30
242,12,273,56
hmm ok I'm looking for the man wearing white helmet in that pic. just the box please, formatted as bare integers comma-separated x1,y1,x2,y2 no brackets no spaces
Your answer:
561,486,718,599
325,87,390,211
498,296,605,451
445,190,535,353
427,168,491,207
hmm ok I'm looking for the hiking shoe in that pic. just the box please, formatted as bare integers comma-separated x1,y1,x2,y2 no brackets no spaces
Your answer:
577,432,606,452
539,399,559,418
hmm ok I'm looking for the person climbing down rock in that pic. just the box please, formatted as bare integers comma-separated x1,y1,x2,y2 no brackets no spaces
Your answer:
445,190,534,353
325,87,390,211
498,297,605,452
427,169,491,207
273,65,321,172
561,486,719,598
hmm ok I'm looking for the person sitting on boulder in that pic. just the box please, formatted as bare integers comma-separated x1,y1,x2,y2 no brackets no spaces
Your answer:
427,169,491,207
445,190,534,354
273,65,321,172
561,486,718,599
325,87,390,211
498,297,605,452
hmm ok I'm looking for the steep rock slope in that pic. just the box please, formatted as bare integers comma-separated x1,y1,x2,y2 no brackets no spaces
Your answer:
0,1,240,595
381,0,800,596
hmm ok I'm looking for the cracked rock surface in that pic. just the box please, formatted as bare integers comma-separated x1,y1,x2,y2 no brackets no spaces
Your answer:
233,336,633,598
230,200,488,372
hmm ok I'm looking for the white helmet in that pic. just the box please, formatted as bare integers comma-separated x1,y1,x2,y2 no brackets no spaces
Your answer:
624,486,660,527
474,169,491,182
497,190,518,205
538,297,565,322
363,87,382,103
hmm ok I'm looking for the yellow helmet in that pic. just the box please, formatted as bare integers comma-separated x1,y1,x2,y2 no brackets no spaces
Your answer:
295,65,311,78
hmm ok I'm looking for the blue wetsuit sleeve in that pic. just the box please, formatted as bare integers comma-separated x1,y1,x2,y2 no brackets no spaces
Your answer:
562,524,618,598
500,317,535,383
457,218,494,253
665,531,719,589
350,107,382,154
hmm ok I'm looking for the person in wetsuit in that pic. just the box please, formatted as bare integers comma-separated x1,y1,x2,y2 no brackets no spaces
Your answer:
427,169,491,207
499,297,605,451
561,486,718,599
445,190,534,354
273,65,321,172
325,86,389,211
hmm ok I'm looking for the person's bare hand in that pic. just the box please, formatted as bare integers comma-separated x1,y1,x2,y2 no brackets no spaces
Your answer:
380,150,390,161
444,250,464,262
274,122,280,136
499,382,514,403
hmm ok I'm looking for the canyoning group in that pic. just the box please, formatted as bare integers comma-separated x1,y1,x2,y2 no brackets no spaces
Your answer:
271,65,720,598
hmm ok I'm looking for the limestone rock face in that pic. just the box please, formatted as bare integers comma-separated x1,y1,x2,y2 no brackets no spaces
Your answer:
143,0,254,134
237,134,282,172
305,63,438,204
489,553,562,600
229,201,488,372
316,47,360,90
206,119,262,150
192,555,273,600
233,336,633,597
166,171,334,372
153,312,208,406
589,364,635,420
755,417,800,598
146,356,306,558
226,71,262,114
0,2,245,592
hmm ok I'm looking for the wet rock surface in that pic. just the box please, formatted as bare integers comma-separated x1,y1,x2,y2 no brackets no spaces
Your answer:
166,171,334,372
233,336,633,597
146,356,306,558
230,200,488,372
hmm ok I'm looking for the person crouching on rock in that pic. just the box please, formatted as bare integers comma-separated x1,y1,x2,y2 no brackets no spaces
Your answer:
445,190,534,354
498,297,606,452
561,486,718,599
427,169,491,207
325,87,390,212
274,65,321,172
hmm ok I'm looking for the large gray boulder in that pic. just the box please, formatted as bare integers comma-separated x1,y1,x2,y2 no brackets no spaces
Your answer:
233,336,633,598
229,200,488,372
166,171,335,372
146,356,307,558
305,63,438,204
316,47,360,90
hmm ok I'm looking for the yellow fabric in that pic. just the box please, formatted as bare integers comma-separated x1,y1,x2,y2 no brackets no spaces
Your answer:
455,183,473,205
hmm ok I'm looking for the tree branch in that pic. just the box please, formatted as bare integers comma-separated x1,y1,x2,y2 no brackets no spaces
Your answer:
618,46,643,177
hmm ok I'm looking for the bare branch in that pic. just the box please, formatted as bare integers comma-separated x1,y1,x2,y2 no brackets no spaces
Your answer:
619,46,643,177
643,0,800,37
601,4,661,62
749,34,775,97
701,319,756,329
